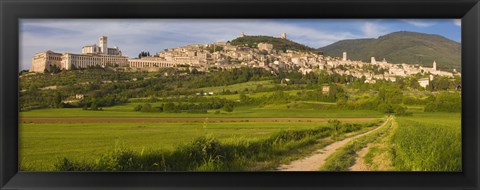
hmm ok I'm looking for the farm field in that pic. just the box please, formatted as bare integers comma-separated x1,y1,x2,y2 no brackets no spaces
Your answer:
20,120,380,171
22,112,462,172
20,103,383,118
211,89,315,100
199,80,276,93
392,112,461,171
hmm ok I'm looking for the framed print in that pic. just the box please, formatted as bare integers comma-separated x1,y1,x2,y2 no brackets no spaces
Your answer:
1,0,479,189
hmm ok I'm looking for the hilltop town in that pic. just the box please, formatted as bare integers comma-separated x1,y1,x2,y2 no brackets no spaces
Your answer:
30,33,461,87
20,24,462,173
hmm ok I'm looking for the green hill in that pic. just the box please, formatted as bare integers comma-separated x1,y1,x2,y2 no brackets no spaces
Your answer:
229,35,317,52
318,31,461,71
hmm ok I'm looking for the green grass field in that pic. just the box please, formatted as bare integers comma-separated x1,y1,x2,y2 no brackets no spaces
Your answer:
20,103,383,118
19,121,331,171
392,112,461,171
199,80,276,93
212,89,315,100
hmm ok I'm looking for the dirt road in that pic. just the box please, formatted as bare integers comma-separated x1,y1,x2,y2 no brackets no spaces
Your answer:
277,117,392,171
349,144,371,171
20,117,378,123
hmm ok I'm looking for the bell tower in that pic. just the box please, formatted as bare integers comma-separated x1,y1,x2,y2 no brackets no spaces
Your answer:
99,36,108,54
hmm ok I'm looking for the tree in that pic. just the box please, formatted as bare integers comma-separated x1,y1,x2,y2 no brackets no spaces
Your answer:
425,92,461,112
138,51,151,58
190,69,200,75
19,70,29,75
49,64,61,74
141,103,153,112
134,105,142,111
377,85,403,104
52,92,63,108
223,102,234,112
377,103,394,114
409,78,420,90
163,102,176,113
90,100,99,110
239,93,249,103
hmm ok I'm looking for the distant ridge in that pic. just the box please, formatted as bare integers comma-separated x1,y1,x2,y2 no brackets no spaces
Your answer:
318,31,461,71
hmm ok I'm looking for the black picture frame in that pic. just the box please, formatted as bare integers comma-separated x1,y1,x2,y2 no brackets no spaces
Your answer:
1,0,479,189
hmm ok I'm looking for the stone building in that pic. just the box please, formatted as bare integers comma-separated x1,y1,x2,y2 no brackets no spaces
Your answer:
322,84,330,95
30,51,63,72
258,43,273,53
30,36,176,73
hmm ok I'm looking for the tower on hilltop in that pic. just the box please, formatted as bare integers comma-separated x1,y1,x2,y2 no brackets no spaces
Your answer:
240,32,245,37
281,32,287,39
433,61,437,71
99,36,108,54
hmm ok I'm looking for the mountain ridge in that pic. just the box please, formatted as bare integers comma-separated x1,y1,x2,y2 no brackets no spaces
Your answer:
318,31,461,71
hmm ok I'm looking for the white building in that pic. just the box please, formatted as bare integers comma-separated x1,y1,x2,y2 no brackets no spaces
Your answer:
30,36,177,73
418,78,430,88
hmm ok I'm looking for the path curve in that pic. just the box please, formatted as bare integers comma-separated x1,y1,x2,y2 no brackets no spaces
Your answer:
277,117,392,171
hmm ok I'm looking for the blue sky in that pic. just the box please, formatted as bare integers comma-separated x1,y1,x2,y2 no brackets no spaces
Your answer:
20,19,461,70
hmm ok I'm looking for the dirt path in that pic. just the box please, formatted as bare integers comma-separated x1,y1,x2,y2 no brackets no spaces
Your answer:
349,144,371,171
20,117,378,123
277,117,392,171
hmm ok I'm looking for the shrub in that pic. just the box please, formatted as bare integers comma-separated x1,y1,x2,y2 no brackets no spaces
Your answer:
141,104,153,112
223,103,234,112
134,105,142,111
377,103,394,114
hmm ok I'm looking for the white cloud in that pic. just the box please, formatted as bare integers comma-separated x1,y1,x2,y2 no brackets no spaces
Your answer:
453,19,461,27
401,19,435,27
360,22,388,38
